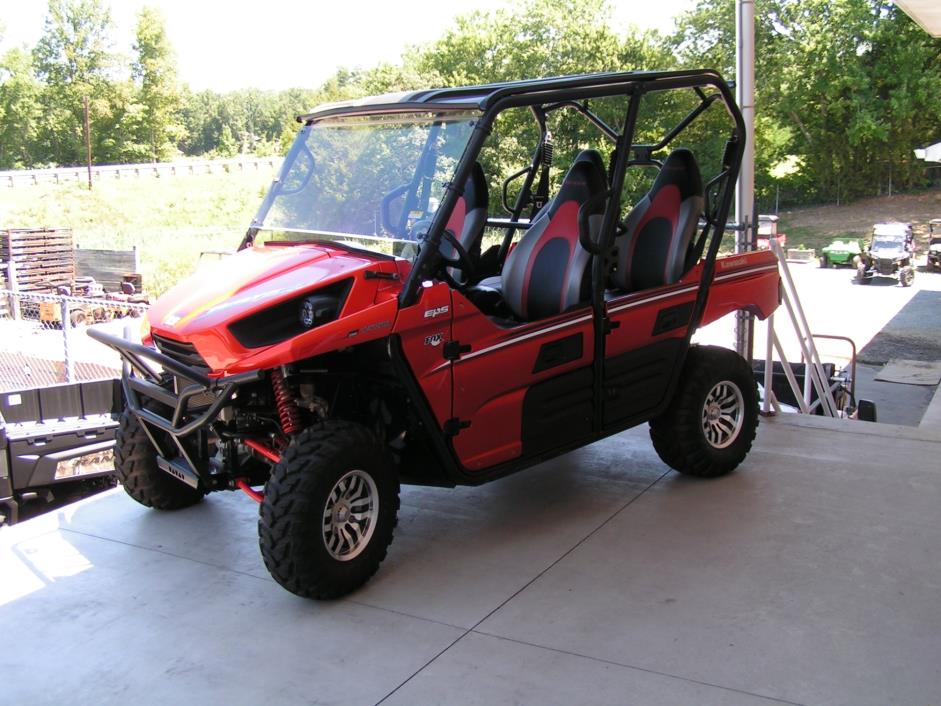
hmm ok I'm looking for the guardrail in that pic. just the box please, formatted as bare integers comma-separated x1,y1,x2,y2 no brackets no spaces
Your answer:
0,289,149,392
0,156,282,188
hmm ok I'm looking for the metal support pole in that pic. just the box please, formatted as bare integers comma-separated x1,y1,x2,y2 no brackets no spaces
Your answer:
7,261,20,320
762,312,775,415
735,0,756,360
61,298,74,383
83,96,93,191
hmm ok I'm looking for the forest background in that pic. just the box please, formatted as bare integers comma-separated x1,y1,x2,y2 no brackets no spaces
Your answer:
2,0,940,211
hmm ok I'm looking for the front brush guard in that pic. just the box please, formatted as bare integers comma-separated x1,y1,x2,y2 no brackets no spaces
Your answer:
88,328,261,485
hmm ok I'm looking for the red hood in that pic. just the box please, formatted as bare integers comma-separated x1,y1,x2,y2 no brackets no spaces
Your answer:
146,242,409,373
150,243,379,336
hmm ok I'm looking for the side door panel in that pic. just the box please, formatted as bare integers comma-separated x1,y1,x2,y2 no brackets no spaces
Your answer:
450,291,594,472
393,283,454,428
603,281,700,428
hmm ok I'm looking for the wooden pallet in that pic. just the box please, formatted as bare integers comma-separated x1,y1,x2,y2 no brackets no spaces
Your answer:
1,228,75,292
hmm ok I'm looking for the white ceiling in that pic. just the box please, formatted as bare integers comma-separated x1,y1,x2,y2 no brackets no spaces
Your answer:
895,0,941,38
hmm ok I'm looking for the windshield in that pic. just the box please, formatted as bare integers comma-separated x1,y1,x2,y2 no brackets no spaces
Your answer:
872,237,905,250
254,112,478,257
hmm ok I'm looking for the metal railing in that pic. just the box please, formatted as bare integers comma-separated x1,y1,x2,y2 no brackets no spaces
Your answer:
761,240,854,417
0,156,282,188
0,289,148,392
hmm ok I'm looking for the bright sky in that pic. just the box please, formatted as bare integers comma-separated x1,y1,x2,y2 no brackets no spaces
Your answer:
1,0,694,92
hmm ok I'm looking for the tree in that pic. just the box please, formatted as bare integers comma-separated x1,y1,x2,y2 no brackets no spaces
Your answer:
132,6,183,162
673,0,941,207
416,0,665,85
0,48,42,168
32,0,115,165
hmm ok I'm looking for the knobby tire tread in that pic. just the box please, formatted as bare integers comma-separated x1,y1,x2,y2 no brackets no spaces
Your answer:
649,345,758,478
259,421,399,600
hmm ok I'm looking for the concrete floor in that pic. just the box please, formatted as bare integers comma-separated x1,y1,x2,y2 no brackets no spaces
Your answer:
3,406,941,705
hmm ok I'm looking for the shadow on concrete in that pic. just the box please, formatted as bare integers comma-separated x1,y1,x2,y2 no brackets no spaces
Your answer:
858,290,941,364
853,290,941,425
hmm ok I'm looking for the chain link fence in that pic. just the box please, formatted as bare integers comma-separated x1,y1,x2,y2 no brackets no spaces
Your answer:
0,289,148,393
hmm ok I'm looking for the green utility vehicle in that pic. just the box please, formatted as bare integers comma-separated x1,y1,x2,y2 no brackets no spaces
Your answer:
820,238,864,268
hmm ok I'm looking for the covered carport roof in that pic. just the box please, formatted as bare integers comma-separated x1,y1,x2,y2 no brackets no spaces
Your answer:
895,0,941,37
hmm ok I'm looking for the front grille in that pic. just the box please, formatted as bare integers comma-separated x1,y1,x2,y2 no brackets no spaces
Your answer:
152,334,211,374
875,259,897,275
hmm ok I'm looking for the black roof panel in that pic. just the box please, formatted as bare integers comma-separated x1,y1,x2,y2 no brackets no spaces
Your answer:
298,69,727,122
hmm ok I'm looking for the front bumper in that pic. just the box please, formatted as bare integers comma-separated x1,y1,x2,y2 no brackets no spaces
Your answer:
87,328,261,484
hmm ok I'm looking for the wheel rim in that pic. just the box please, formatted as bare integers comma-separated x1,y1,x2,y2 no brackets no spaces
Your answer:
701,380,745,449
322,469,378,561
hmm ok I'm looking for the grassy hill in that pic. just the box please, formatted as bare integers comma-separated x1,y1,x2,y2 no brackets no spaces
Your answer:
2,168,939,295
0,168,275,295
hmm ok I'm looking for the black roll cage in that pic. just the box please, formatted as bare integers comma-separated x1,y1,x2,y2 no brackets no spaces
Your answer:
399,70,744,331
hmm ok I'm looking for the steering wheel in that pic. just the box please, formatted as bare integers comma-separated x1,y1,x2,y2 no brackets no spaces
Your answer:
437,229,476,287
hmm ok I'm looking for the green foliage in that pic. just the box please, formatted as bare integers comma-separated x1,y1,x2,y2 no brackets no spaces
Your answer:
32,0,115,165
673,0,941,208
1,0,938,219
0,47,42,168
133,6,184,162
415,0,670,85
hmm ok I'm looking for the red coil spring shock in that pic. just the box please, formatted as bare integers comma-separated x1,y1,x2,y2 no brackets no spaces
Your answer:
271,368,302,436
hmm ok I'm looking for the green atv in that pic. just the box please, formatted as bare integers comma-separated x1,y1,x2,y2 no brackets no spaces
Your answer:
820,238,864,268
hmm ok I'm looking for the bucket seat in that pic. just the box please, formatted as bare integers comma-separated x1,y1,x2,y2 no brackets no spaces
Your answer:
441,162,489,285
611,149,704,292
473,150,607,320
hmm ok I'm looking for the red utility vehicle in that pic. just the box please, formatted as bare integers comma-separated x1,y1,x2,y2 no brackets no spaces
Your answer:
90,70,781,599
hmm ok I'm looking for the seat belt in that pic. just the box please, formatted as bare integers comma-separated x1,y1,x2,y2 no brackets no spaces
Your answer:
529,135,553,219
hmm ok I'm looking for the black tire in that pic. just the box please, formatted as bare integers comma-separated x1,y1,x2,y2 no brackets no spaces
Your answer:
259,421,399,600
650,345,758,478
114,406,206,509
856,264,871,284
819,254,829,268
899,266,914,287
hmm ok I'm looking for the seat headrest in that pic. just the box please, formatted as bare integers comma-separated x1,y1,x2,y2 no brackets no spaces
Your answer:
652,149,702,200
545,149,607,218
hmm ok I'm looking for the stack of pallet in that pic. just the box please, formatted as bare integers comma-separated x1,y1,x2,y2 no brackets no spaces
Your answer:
0,228,75,292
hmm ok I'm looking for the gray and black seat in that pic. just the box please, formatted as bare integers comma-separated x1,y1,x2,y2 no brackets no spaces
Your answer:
472,150,607,320
441,162,489,285
611,148,704,292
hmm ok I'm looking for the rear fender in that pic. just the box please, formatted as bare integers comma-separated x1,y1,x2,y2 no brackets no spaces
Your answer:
701,250,780,326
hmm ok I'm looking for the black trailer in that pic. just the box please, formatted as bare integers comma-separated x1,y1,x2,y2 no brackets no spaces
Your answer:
0,379,121,524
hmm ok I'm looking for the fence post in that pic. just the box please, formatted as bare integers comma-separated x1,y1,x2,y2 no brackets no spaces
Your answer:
7,261,20,320
61,297,74,383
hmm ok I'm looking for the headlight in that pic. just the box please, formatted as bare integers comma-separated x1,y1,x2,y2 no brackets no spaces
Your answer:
228,278,352,349
299,295,339,329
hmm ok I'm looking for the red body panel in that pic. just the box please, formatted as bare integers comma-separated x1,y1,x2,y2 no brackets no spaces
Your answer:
147,243,402,375
393,282,454,426
448,249,779,473
145,239,778,476
451,294,594,470
701,250,780,325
